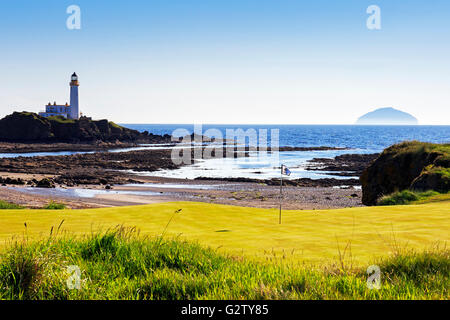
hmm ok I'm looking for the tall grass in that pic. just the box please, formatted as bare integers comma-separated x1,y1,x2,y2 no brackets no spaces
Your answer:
0,226,447,300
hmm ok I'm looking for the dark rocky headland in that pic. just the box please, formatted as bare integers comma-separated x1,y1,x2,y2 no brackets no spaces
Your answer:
0,111,172,145
360,141,450,205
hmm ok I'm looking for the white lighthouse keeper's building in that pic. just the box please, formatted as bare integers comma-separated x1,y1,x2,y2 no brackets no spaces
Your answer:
39,72,80,120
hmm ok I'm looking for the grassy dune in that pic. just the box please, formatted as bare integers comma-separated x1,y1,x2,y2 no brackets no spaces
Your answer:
0,201,449,265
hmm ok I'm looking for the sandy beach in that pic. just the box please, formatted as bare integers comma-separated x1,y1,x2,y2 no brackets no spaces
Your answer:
1,174,363,210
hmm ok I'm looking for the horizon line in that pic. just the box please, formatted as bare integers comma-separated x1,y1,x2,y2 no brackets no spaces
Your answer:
118,123,449,126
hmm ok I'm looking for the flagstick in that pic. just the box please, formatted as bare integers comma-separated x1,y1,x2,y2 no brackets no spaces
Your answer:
279,165,283,224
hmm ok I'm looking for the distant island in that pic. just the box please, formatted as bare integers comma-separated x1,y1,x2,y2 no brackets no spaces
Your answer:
356,107,418,125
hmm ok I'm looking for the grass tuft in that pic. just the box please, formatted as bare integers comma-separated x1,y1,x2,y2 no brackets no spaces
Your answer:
0,244,46,299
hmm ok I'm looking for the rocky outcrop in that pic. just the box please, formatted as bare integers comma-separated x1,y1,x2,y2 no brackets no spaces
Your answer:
410,167,450,192
0,177,25,185
36,178,55,188
0,112,53,140
306,153,380,177
0,112,171,143
360,141,450,205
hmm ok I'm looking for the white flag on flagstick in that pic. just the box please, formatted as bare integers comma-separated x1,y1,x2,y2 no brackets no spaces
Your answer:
278,164,291,224
281,164,291,176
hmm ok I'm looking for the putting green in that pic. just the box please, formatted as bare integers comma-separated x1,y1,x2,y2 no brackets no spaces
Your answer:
0,201,448,265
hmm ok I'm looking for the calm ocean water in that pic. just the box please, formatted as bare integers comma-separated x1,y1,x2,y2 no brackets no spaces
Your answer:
1,125,448,180
122,124,450,153
116,124,450,180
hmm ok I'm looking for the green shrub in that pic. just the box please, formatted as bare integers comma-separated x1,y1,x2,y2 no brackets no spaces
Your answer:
48,116,76,123
428,166,450,179
109,121,122,129
42,201,66,210
0,200,24,209
378,190,440,206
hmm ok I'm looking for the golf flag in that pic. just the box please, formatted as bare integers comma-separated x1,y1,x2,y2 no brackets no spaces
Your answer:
281,164,291,176
278,164,291,224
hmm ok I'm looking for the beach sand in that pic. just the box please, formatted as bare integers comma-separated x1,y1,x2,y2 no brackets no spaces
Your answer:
1,175,362,210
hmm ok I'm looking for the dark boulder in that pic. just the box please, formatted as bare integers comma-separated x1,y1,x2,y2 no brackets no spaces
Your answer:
36,178,55,188
0,176,25,185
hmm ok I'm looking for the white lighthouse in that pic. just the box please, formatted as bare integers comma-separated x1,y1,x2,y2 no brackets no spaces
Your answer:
69,72,79,119
38,72,80,120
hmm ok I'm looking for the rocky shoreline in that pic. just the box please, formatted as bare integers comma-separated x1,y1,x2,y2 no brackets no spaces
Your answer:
305,153,380,177
0,147,377,188
0,141,446,210
0,141,147,153
194,176,361,187
0,144,379,190
0,144,377,210
0,145,252,187
0,149,177,187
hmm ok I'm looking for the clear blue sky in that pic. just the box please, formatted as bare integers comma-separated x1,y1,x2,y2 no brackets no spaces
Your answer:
1,0,449,124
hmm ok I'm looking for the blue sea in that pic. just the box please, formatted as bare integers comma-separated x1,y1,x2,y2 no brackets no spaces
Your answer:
1,125,448,180
122,124,450,153
118,124,450,180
